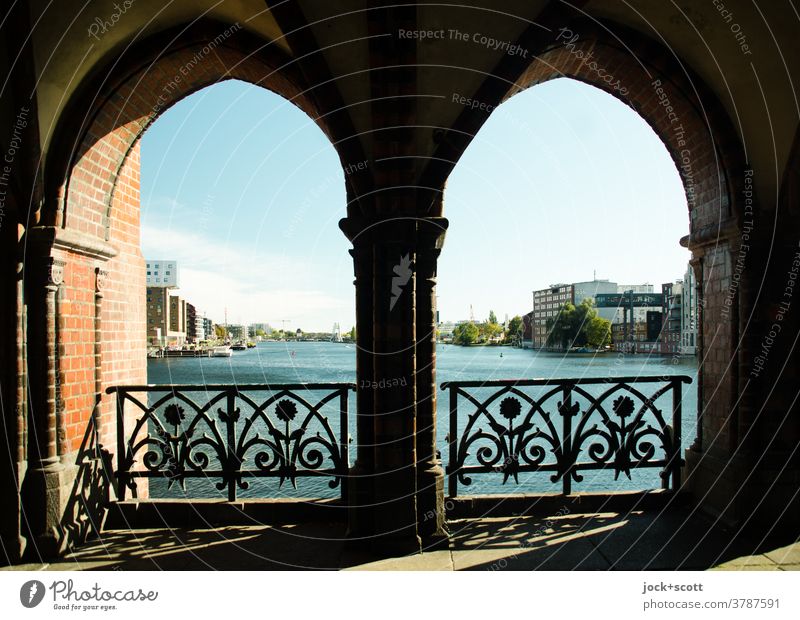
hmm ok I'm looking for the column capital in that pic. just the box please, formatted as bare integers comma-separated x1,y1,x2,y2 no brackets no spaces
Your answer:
339,215,448,251
46,258,66,289
95,267,109,295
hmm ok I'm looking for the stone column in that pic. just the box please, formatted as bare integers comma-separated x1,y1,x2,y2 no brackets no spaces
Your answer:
340,216,423,554
414,217,449,545
93,268,108,446
688,255,704,452
21,256,66,557
371,217,419,554
339,218,376,538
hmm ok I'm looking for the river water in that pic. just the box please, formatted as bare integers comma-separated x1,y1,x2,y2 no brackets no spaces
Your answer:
146,342,698,499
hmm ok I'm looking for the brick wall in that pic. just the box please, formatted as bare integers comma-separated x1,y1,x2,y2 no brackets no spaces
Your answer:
53,40,322,460
99,142,146,450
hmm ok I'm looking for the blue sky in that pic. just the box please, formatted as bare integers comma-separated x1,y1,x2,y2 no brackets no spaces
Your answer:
141,78,690,331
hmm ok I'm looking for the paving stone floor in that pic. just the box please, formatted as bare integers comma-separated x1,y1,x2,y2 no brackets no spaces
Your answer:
4,508,798,571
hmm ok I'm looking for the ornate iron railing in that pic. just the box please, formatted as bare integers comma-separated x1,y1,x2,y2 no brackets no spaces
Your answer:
107,383,354,501
442,375,691,497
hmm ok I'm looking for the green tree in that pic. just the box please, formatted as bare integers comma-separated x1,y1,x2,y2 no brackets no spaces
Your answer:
453,321,479,345
488,310,498,325
586,316,612,348
348,326,356,341
483,320,503,343
214,325,227,340
505,315,523,344
546,299,599,349
255,328,266,337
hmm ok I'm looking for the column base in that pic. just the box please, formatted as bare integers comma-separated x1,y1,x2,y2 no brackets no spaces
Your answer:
20,456,84,560
417,460,449,549
683,447,800,539
369,528,422,557
345,460,374,542
0,535,27,566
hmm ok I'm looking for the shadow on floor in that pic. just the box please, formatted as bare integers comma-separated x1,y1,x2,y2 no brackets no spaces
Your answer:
5,507,799,571
448,509,800,570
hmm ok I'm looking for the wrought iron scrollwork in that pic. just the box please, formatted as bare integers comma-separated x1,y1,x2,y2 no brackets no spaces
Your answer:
444,375,690,496
108,383,353,501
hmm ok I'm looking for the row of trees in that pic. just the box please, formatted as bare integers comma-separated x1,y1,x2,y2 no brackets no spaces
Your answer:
545,299,612,349
451,310,525,346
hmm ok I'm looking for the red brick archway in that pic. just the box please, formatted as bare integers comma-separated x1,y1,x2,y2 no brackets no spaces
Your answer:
507,28,744,232
494,22,751,481
29,24,338,495
424,19,751,482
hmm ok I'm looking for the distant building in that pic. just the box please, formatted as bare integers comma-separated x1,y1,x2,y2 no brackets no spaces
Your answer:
227,324,246,340
680,265,697,354
531,279,617,349
146,287,186,346
203,317,215,340
611,320,648,349
185,303,197,344
145,260,179,288
249,323,272,337
168,296,186,335
572,279,618,322
614,283,657,324
437,321,457,340
531,284,572,349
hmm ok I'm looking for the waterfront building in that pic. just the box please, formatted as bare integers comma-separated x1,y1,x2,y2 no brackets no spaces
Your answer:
202,317,215,341
146,287,186,346
531,283,573,348
660,281,683,355
249,322,272,337
185,303,197,344
681,264,698,355
227,324,246,340
145,259,179,288
614,283,658,324
185,303,205,343
437,321,457,340
572,279,618,322
611,320,648,350
531,279,617,348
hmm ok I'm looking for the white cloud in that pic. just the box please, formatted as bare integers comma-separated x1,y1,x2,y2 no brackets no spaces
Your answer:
141,224,353,330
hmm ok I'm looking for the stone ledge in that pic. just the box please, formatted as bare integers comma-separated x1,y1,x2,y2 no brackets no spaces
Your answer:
25,226,118,261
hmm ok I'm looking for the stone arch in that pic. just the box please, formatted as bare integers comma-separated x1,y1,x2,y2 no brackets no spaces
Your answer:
500,21,751,464
505,23,747,234
21,21,350,548
427,19,750,470
47,21,331,239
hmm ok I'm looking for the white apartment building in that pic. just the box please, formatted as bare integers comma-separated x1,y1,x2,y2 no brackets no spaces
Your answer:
573,279,619,322
146,260,179,288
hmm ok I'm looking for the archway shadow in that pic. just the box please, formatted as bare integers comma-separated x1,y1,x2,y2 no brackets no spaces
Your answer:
449,509,800,570
58,410,114,552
